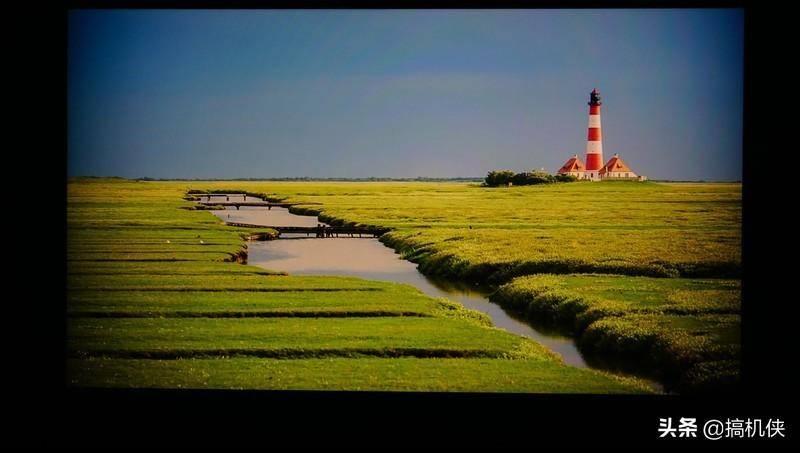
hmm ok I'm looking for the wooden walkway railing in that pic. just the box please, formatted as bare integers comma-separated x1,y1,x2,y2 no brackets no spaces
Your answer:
225,222,390,238
198,201,294,209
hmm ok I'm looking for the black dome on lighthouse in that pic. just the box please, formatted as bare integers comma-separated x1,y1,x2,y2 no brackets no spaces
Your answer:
589,88,602,106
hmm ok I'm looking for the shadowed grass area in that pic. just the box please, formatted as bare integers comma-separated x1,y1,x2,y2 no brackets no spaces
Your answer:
581,314,740,394
491,274,740,331
68,358,653,393
490,274,740,392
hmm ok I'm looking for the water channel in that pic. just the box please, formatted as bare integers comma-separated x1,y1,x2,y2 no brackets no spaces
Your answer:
208,193,590,368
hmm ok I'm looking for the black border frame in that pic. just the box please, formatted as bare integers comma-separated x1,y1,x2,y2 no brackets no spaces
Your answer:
16,0,796,447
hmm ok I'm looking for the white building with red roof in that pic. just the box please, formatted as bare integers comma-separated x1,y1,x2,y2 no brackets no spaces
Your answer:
557,154,586,178
599,154,639,179
557,153,646,181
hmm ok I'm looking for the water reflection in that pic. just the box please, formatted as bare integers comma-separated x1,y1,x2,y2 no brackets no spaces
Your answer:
217,207,322,228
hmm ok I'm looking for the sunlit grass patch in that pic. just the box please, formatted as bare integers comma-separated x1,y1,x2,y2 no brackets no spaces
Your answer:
66,261,280,276
67,357,654,393
67,286,440,317
67,273,391,291
67,317,538,359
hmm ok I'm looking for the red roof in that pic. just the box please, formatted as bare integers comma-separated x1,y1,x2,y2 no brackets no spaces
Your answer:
599,154,634,175
558,155,585,174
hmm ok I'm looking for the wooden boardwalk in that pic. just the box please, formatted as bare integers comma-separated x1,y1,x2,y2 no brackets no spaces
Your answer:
225,222,390,238
189,193,323,210
198,201,295,209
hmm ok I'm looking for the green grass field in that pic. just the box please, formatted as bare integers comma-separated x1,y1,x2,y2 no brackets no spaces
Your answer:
68,317,532,358
67,358,646,393
181,180,741,392
68,178,741,392
67,178,651,393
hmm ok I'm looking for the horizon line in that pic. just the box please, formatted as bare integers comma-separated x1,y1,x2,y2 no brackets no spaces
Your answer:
69,175,743,183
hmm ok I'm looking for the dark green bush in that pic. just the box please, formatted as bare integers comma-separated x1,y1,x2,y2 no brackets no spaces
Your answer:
484,170,516,187
553,173,579,183
484,169,577,187
511,170,553,186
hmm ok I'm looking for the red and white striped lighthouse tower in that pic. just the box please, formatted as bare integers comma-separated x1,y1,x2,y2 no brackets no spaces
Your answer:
584,88,603,180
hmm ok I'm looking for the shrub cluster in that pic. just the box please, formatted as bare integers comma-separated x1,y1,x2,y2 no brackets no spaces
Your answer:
484,169,577,187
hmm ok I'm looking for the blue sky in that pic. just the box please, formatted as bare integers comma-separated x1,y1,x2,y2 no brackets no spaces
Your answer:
68,9,743,180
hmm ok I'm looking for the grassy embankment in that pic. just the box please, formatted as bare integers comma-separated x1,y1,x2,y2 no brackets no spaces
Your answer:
67,178,649,393
188,181,741,392
490,275,740,392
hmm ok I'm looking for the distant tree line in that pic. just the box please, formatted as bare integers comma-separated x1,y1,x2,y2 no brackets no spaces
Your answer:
483,169,577,187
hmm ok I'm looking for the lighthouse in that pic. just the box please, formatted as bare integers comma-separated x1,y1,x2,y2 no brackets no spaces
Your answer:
584,88,603,180
556,89,646,181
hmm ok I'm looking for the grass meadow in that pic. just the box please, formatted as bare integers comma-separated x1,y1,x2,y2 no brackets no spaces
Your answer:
184,179,741,393
67,178,650,393
195,180,741,280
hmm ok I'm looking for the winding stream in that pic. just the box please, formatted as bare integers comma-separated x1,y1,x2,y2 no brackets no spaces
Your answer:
209,193,589,367
208,193,664,391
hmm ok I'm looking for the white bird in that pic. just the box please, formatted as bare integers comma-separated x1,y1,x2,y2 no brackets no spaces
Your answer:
166,240,171,244
200,240,205,244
